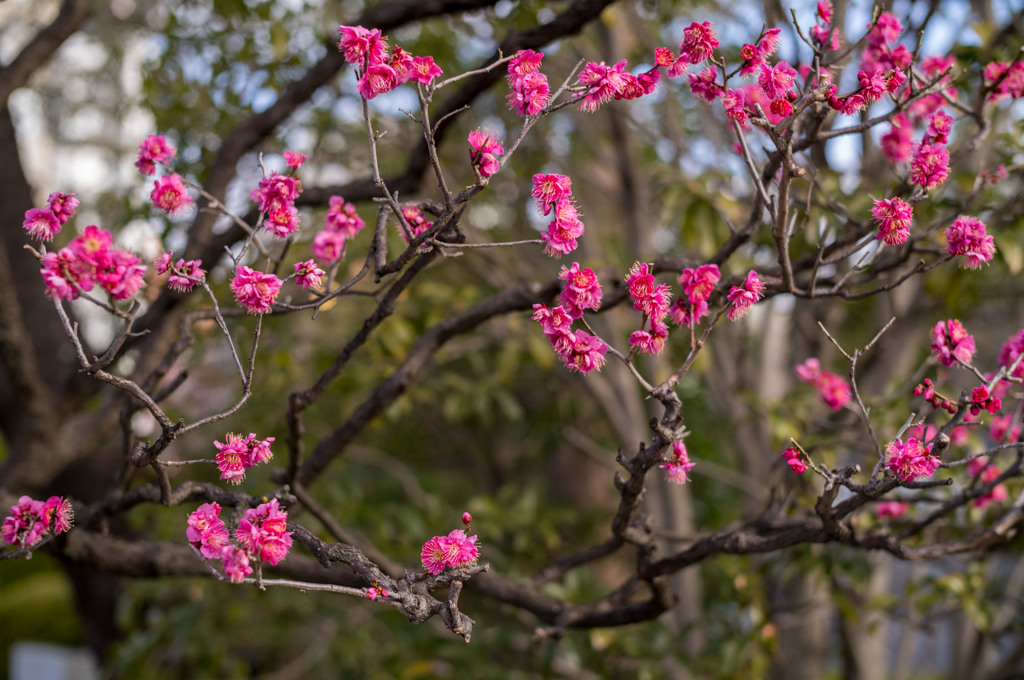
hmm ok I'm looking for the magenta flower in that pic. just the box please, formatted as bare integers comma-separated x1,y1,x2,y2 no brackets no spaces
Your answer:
541,198,585,257
758,60,797,99
629,320,669,356
409,55,442,84
230,266,282,314
420,526,479,576
999,328,1024,379
678,21,719,64
136,134,176,175
337,25,388,67
324,197,365,238
925,110,953,145
931,319,975,366
365,586,388,600
559,262,603,319
688,65,721,101
885,438,940,482
420,536,448,575
876,501,908,519
781,447,807,474
468,129,504,178
794,358,851,411
681,263,720,304
221,545,253,583
967,459,1008,509
871,197,913,246
726,270,764,321
167,258,205,293
39,250,81,300
507,51,549,116
294,259,326,290
313,230,346,265
945,215,995,269
23,208,61,241
1,495,72,550
661,441,696,484
669,296,709,328
150,173,194,216
214,434,249,485
283,151,307,169
532,303,575,355
880,114,913,164
532,174,573,214
236,499,292,566
562,329,608,373
909,143,949,191
576,60,629,112
97,250,147,301
186,503,230,559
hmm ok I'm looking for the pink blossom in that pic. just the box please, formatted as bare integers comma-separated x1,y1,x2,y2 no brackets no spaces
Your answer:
222,545,253,583
230,266,282,314
23,208,61,241
967,459,1008,509
880,114,913,164
688,65,721,101
983,61,1024,102
461,512,472,529
400,205,434,244
237,499,292,566
885,437,940,482
998,328,1024,379
794,358,851,411
726,270,764,321
420,536,448,575
365,587,388,600
990,413,1022,443
669,297,709,328
507,53,549,116
41,496,74,535
40,249,81,300
358,61,400,99
46,192,79,225
468,129,504,178
1,495,72,550
816,1,833,24
532,303,575,355
680,264,720,303
409,55,443,84
324,197,365,238
186,503,230,559
313,229,346,264
679,21,719,64
387,45,414,83
930,319,975,366
150,173,194,216
294,259,325,290
532,174,573,214
876,501,908,519
559,262,603,319
871,196,913,246
661,441,696,484
811,25,840,51
283,151,307,169
337,25,388,67
629,320,669,355
562,329,608,373
758,60,797,99
576,60,629,112
541,198,585,257
721,89,747,124
214,433,249,485
251,173,302,221
70,225,112,270
136,134,176,175
97,250,147,300
909,143,949,191
166,258,205,293
781,447,807,474
945,215,995,269
924,110,953,145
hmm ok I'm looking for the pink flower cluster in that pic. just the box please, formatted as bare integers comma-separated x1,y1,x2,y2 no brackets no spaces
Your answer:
313,196,365,264
860,12,912,76
40,225,147,301
930,319,975,366
810,1,840,50
876,500,908,519
420,522,479,576
533,173,585,257
661,441,696,484
575,59,660,113
230,266,282,314
1,495,73,550
781,447,807,474
365,586,388,600
23,192,78,241
967,459,1008,509
155,250,205,293
213,432,275,485
983,61,1024,103
559,262,603,318
252,172,302,239
150,173,194,216
909,142,949,191
337,25,441,100
885,437,940,482
187,499,293,583
626,262,671,355
795,358,851,411
945,215,995,269
532,303,608,374
399,204,434,244
913,378,957,415
880,113,913,164
283,151,306,169
135,134,176,175
468,129,504,179
871,197,913,246
738,28,782,78
968,385,1001,416
293,259,325,290
999,328,1024,379
506,50,549,116
726,270,764,321
671,263,720,328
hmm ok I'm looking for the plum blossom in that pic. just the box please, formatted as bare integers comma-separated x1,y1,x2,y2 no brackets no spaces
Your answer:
576,60,629,112
222,545,254,583
23,208,62,241
420,523,479,575
507,50,549,116
930,319,975,366
2,495,73,550
795,358,851,411
678,21,718,64
230,266,282,314
726,270,764,321
283,151,306,169
661,441,696,484
871,196,913,246
294,259,325,290
562,329,608,373
945,215,995,269
998,328,1024,379
877,501,908,519
967,459,1008,509
559,262,603,319
236,499,293,566
540,197,585,257
468,129,504,178
909,143,949,191
214,433,276,485
781,447,807,474
136,134,176,175
150,173,194,216
186,503,230,559
885,437,940,482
